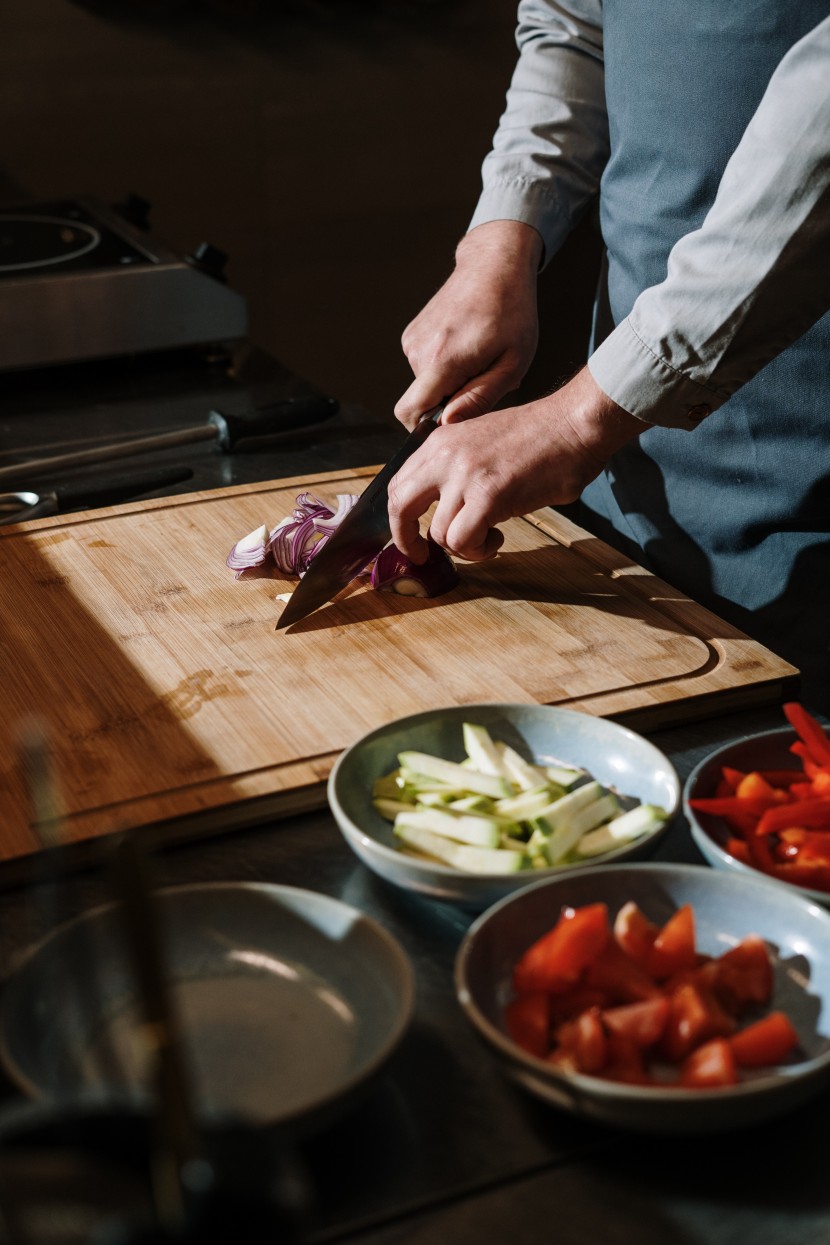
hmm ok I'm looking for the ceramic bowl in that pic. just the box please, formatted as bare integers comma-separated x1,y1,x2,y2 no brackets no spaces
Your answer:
328,703,680,909
455,862,830,1134
0,882,415,1132
684,726,830,907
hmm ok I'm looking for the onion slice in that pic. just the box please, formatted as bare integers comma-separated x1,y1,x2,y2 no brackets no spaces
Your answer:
370,536,459,597
226,523,270,577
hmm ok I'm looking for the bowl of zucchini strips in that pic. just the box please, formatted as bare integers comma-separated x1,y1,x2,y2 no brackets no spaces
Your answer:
328,704,680,908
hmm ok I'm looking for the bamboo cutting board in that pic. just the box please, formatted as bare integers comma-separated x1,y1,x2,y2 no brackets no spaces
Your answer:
0,466,797,868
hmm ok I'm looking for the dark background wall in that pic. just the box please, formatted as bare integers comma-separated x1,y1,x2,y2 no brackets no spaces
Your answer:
0,0,599,418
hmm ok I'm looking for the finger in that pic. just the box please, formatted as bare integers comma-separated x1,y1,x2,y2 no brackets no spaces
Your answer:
395,368,462,430
443,502,506,562
441,361,523,424
386,468,439,563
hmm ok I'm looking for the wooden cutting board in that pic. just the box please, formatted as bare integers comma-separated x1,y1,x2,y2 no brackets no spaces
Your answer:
0,466,797,869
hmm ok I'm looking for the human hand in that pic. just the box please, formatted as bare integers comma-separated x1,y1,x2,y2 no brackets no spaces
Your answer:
387,367,649,562
394,220,544,430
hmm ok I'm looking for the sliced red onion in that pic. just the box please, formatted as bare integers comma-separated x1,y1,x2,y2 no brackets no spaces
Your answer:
228,492,363,578
226,523,270,577
370,536,459,597
268,491,360,575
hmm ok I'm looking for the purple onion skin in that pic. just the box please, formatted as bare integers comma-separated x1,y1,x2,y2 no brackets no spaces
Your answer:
370,537,459,597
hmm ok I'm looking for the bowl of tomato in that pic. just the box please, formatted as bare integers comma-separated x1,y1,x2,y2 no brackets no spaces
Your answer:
684,704,830,906
455,862,830,1133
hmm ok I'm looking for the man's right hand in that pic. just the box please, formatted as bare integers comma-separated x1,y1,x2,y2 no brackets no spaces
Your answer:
394,220,544,430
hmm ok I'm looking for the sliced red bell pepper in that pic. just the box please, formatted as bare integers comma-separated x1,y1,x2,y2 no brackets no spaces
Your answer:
689,795,776,818
754,797,830,837
783,702,830,767
735,771,782,802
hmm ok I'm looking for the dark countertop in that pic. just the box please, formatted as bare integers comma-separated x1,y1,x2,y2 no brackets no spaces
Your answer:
0,344,826,1244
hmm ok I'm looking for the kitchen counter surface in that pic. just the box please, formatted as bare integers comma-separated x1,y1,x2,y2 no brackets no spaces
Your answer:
0,345,826,1244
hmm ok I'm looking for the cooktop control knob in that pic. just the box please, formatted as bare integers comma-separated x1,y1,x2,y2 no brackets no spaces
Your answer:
186,242,229,282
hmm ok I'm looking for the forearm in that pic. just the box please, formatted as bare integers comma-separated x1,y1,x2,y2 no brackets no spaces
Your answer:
468,0,608,266
589,15,830,430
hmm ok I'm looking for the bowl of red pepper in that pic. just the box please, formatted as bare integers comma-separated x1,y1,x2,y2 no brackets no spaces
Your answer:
455,862,830,1133
684,703,830,905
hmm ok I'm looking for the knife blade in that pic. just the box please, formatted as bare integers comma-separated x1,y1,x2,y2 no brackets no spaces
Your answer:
276,406,443,629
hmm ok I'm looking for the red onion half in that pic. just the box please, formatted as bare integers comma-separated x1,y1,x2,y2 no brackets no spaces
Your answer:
370,536,459,597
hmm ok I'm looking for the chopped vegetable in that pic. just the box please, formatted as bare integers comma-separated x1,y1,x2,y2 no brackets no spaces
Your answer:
225,523,270,577
689,702,830,892
370,536,459,597
505,900,800,1088
227,490,459,604
373,724,669,873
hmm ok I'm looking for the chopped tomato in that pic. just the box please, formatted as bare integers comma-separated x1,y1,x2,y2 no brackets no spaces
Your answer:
547,985,610,1026
613,900,659,965
505,992,550,1059
662,982,737,1062
729,1011,799,1067
710,936,773,1011
602,997,670,1048
505,895,802,1092
512,902,610,994
602,1031,650,1084
585,938,663,1003
647,904,698,978
680,1038,738,1088
556,1005,607,1074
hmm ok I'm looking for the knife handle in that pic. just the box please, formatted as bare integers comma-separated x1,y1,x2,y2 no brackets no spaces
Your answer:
208,394,339,450
51,466,195,510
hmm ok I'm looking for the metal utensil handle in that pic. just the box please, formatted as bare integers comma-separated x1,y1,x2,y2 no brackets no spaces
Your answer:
0,426,217,488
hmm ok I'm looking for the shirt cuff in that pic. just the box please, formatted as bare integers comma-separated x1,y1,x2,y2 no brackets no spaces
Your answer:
468,178,571,269
587,317,727,431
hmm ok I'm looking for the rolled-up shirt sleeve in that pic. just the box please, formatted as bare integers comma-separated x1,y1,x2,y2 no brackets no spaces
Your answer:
468,0,609,265
588,15,830,430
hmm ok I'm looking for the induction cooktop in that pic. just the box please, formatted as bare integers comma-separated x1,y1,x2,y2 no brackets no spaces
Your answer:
0,196,248,370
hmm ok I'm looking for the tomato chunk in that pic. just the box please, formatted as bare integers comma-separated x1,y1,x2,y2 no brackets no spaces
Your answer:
505,992,550,1059
613,901,659,966
729,1011,799,1067
585,938,663,1003
555,1005,607,1074
647,904,698,978
512,903,610,994
602,997,670,1048
661,982,736,1062
710,936,773,1011
680,1038,738,1088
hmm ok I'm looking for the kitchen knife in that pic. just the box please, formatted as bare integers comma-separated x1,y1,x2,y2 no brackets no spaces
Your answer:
276,406,443,630
0,465,195,525
0,393,339,488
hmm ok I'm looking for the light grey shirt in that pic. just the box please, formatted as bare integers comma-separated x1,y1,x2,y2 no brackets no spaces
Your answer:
469,1,830,431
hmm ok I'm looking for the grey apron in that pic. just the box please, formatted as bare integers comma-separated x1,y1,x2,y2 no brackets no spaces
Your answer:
570,1,830,704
